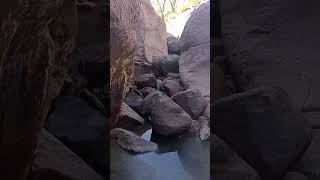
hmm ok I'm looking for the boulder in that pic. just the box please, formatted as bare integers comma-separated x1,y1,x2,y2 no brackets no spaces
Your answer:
213,87,312,179
33,130,104,180
110,128,158,153
162,78,182,97
171,89,208,119
46,96,106,176
167,33,181,55
156,79,163,90
167,73,180,79
220,0,320,111
124,91,144,113
140,87,157,97
135,73,157,89
179,44,210,101
159,54,180,76
0,0,77,179
150,96,192,136
179,1,210,52
212,134,261,180
110,0,139,127
118,103,145,130
141,90,167,115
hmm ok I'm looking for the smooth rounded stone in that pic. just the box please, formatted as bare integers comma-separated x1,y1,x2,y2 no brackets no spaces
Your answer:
118,103,144,130
179,1,210,52
161,78,182,97
110,128,158,153
124,91,144,113
135,73,157,89
294,129,320,179
141,90,167,115
213,87,312,179
33,130,104,180
212,134,261,180
139,87,157,97
167,72,180,79
171,89,208,119
159,54,180,75
167,33,181,55
150,96,192,136
282,172,308,180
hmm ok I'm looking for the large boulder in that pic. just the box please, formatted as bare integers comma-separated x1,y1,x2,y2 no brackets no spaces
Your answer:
220,0,320,111
33,130,104,180
110,0,139,127
0,0,77,179
213,87,312,179
135,0,168,65
171,89,208,120
46,96,106,177
150,96,192,136
118,103,145,130
179,2,210,52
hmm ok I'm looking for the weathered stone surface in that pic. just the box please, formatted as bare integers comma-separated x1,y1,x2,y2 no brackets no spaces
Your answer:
159,54,180,76
150,96,192,136
110,128,158,153
45,96,106,176
172,89,207,119
0,0,77,179
179,44,210,101
110,0,139,127
162,78,182,97
212,134,261,180
135,73,157,89
141,90,166,115
33,130,104,180
118,103,144,130
167,72,180,79
140,87,157,97
179,1,210,52
213,87,312,179
137,0,168,64
124,91,144,113
167,33,180,55
220,0,320,111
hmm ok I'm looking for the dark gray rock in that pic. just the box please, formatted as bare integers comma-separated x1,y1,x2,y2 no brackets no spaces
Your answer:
212,134,261,180
141,90,167,115
180,1,210,52
162,78,182,97
124,91,144,113
213,87,312,179
167,33,180,55
118,103,144,130
150,96,192,136
140,87,157,97
110,128,158,153
159,54,179,75
167,72,180,79
171,89,207,119
33,130,104,180
156,79,163,90
45,96,106,176
135,73,157,89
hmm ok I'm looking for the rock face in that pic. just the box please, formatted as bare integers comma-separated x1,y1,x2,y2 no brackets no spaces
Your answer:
179,2,210,52
172,89,208,120
46,96,106,177
212,134,261,180
110,0,139,128
213,87,312,179
136,0,168,65
33,130,104,180
0,0,77,179
220,0,320,111
150,96,192,136
167,33,180,55
110,128,158,153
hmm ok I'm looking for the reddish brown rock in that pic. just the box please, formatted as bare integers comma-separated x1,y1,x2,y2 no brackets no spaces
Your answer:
0,0,77,179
